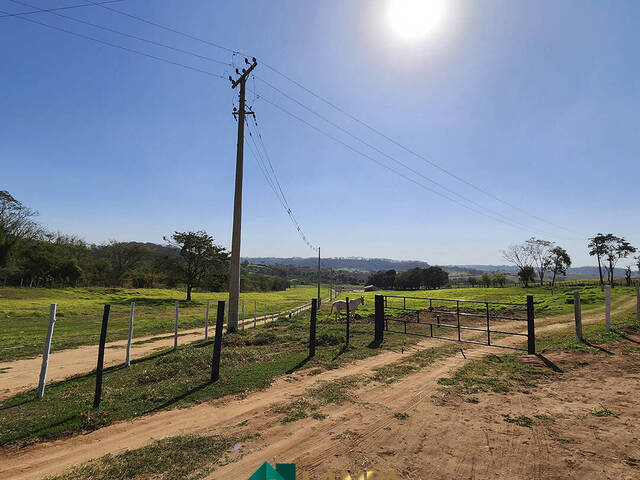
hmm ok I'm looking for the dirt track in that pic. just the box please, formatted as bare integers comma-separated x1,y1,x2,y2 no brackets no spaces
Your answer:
0,296,637,480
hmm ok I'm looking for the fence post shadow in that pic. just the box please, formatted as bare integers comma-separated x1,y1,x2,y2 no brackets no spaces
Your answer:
534,353,563,373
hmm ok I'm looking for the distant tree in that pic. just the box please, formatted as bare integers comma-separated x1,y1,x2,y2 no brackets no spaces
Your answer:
517,266,536,288
422,266,448,289
395,268,422,290
103,241,150,286
549,246,571,287
525,237,554,286
588,234,609,288
502,243,532,272
602,235,636,288
491,272,506,287
0,191,41,267
367,269,396,289
467,276,478,287
481,272,492,288
625,266,632,287
164,231,229,301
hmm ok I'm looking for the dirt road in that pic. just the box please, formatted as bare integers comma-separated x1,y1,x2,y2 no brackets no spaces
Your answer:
0,296,636,479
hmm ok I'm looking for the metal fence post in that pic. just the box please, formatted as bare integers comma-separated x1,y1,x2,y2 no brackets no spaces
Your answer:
36,303,57,398
574,291,582,341
125,302,135,367
374,295,384,344
605,285,611,332
527,295,535,354
174,301,179,351
93,304,110,408
204,300,210,340
211,301,225,382
309,298,317,357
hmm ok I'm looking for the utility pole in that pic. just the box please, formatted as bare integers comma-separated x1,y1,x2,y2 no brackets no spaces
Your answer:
317,247,321,307
227,57,258,332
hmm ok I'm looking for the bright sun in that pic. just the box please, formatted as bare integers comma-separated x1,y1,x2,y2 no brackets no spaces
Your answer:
387,0,448,42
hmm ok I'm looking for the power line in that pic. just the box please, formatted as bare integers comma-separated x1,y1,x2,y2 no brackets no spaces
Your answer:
245,117,318,251
84,0,236,54
0,8,227,80
253,91,542,234
255,75,542,233
8,0,231,67
260,63,579,235
0,0,123,18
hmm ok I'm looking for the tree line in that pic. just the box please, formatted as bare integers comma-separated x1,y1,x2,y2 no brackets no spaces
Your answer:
0,191,290,298
366,266,449,290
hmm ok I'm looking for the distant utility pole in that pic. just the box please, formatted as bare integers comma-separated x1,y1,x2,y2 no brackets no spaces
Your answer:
227,57,258,332
317,247,321,307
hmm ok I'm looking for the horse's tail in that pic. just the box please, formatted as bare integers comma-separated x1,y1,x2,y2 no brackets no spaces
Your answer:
329,303,335,315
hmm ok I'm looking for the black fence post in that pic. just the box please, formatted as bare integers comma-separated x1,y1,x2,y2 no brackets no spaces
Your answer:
309,298,317,357
93,304,110,408
345,297,350,345
527,295,535,354
210,300,225,383
374,294,384,344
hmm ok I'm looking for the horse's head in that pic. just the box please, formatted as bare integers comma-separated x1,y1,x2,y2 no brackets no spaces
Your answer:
360,296,365,304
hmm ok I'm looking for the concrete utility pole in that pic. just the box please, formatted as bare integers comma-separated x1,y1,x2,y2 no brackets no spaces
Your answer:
317,247,321,308
227,57,258,332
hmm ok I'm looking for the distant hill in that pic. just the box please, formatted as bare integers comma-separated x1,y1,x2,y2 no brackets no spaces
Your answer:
243,258,629,278
242,257,430,272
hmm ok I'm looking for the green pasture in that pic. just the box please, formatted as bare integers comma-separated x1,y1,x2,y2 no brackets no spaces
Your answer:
0,286,329,362
333,285,635,318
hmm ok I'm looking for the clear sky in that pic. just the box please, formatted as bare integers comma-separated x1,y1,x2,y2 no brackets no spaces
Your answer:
1,0,638,266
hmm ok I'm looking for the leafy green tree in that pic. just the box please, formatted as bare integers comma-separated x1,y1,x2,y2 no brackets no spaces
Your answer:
422,266,448,289
525,237,554,286
103,241,150,286
602,236,636,288
549,246,571,287
165,231,229,301
588,233,609,287
491,273,506,287
481,272,492,288
366,269,396,289
517,266,536,288
0,191,40,267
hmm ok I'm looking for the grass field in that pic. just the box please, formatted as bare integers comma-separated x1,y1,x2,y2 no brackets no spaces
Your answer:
333,285,635,317
0,286,330,362
0,305,418,446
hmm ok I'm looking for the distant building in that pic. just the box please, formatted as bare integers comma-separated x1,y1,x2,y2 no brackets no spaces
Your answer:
363,285,378,292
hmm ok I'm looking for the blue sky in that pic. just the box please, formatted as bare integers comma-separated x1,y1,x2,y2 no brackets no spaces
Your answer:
1,0,638,266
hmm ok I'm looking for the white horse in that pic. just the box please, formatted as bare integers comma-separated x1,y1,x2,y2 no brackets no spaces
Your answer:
329,296,365,318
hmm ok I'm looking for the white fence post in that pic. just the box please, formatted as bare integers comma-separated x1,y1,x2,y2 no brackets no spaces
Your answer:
574,291,582,341
37,303,57,398
205,300,210,340
125,302,135,367
174,301,179,351
605,285,611,332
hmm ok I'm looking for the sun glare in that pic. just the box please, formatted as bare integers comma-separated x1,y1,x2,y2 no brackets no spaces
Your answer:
387,0,448,42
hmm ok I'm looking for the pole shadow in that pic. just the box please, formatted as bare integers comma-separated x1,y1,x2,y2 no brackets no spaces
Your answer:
286,356,312,374
580,339,614,355
535,354,563,373
611,329,640,345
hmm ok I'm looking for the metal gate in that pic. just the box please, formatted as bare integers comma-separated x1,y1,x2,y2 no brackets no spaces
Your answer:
373,294,535,354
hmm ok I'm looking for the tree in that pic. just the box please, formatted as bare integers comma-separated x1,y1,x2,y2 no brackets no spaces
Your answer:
525,237,554,286
367,269,396,289
549,246,571,287
588,233,609,288
0,191,40,267
517,266,536,288
502,243,532,271
625,266,632,287
165,231,229,301
103,241,150,286
481,272,492,288
422,266,448,289
602,236,636,288
491,273,506,287
467,276,478,287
